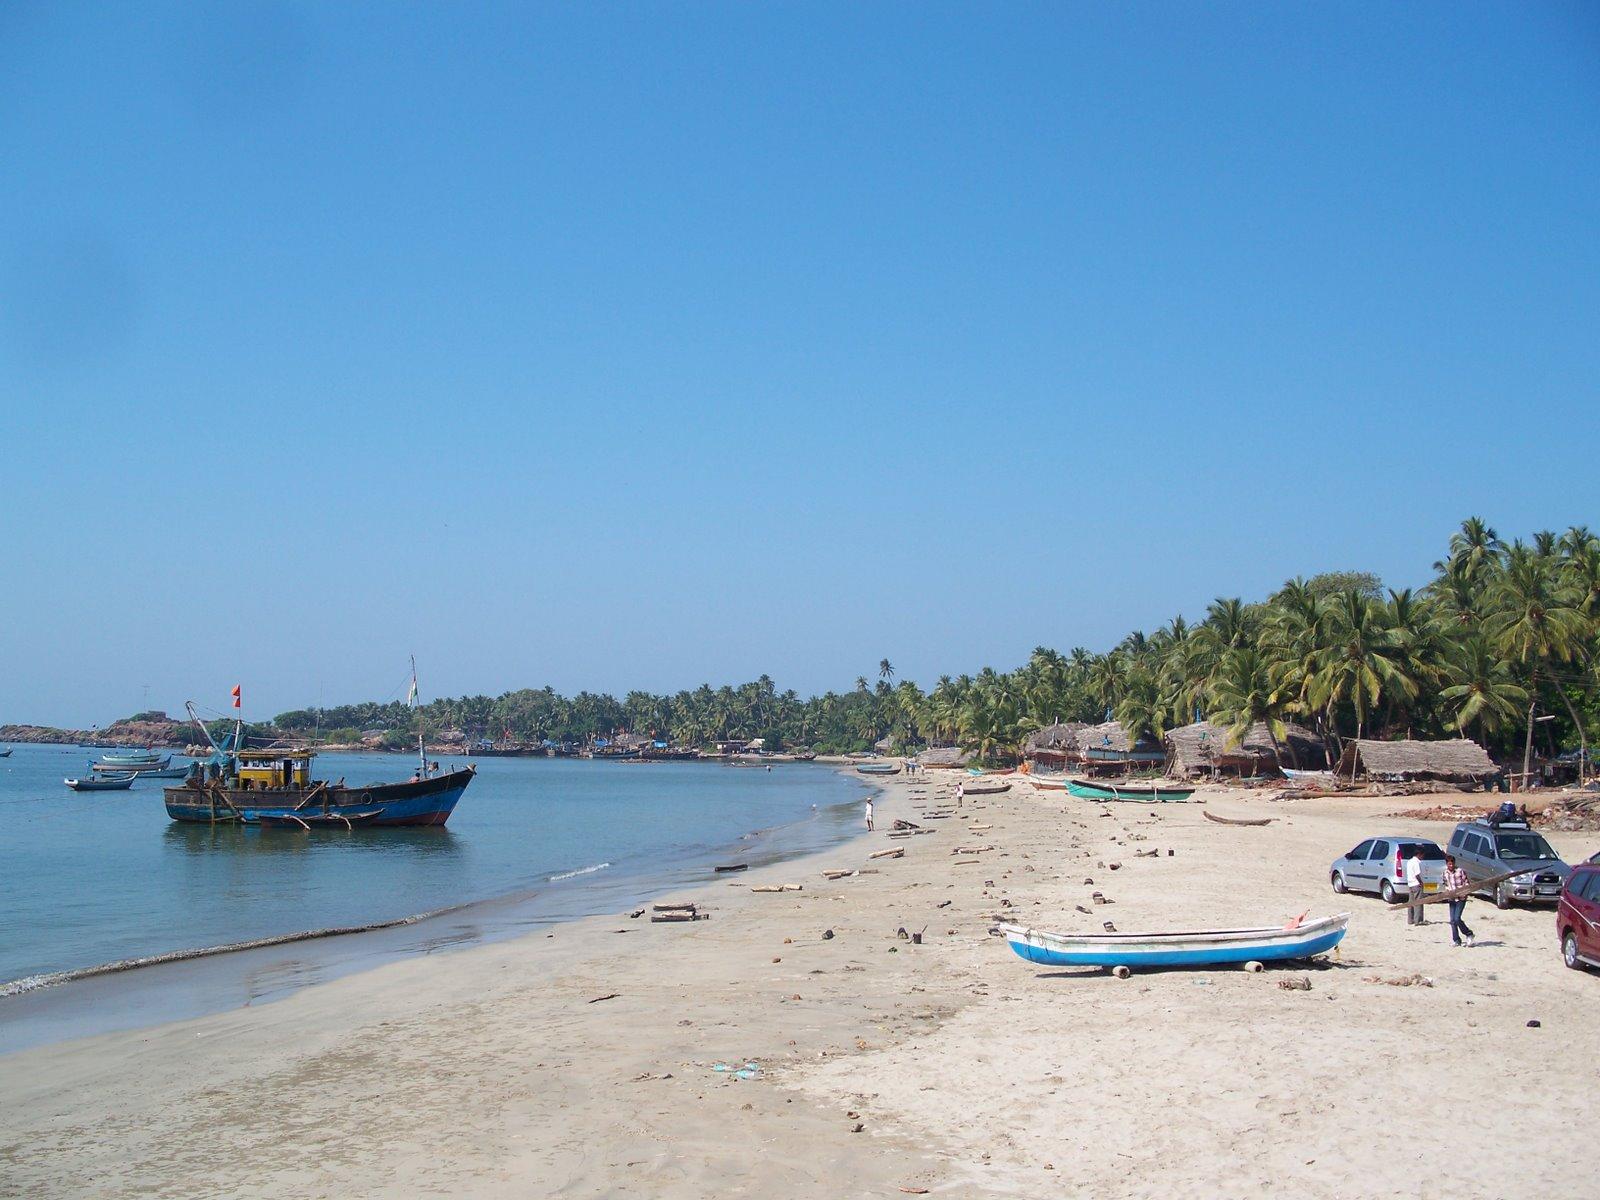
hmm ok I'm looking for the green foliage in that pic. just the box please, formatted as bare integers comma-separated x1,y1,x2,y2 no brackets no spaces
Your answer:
253,519,1599,778
1305,571,1383,598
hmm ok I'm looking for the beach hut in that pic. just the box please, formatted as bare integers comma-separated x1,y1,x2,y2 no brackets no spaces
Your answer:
919,746,972,769
1336,738,1499,789
1023,722,1094,770
1165,720,1326,779
1024,721,1163,775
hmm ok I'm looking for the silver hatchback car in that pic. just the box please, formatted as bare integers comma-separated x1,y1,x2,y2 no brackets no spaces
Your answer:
1330,836,1445,904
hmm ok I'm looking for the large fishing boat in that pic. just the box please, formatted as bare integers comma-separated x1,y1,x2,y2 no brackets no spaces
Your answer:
163,664,474,828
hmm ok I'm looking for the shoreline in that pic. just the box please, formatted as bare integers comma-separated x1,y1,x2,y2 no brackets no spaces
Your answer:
0,765,879,1054
3,773,1594,1197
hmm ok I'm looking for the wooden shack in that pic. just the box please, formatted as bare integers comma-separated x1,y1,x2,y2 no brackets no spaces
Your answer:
1165,720,1326,779
1336,738,1499,789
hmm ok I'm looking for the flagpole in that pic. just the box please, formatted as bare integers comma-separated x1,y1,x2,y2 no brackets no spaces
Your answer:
411,655,426,778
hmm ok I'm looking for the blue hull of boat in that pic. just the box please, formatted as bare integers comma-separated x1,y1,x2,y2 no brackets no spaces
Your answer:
164,768,475,827
1005,927,1346,968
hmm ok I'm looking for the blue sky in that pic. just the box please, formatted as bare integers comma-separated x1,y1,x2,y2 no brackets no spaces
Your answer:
2,2,1597,727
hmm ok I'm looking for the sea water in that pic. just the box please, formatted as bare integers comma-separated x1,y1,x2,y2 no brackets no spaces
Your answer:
0,744,870,1043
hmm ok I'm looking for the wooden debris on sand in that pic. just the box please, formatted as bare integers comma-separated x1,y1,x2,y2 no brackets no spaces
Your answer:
1202,808,1274,827
868,847,905,860
822,869,858,881
750,884,803,893
651,902,709,923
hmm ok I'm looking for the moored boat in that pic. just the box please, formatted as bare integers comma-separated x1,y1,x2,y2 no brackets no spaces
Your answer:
97,748,167,766
1065,778,1196,803
91,755,175,775
856,763,901,775
999,913,1349,971
166,664,474,828
66,773,136,791
164,748,474,826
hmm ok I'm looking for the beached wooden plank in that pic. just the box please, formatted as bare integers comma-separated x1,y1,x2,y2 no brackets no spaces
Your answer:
652,902,698,912
868,847,905,860
750,884,803,893
822,869,858,880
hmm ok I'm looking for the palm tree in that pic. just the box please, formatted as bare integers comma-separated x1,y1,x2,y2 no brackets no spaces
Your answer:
1485,542,1590,784
1442,516,1504,582
1307,590,1417,742
1207,646,1297,768
1439,637,1529,738
878,658,895,686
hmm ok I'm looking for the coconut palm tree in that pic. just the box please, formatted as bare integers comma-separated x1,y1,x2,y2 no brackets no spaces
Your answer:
878,658,895,685
1485,541,1590,783
1307,590,1417,742
1439,637,1529,738
1207,646,1297,768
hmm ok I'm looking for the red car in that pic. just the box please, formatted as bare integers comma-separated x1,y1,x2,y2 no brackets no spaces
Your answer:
1557,861,1600,972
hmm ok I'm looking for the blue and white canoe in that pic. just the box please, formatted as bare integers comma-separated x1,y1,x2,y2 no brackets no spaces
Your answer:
999,913,1349,972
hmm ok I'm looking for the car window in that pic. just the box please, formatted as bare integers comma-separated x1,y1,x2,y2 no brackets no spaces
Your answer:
1370,840,1390,861
1576,872,1600,903
1449,829,1466,850
1467,833,1490,857
1399,842,1445,861
1494,832,1558,862
1349,840,1373,860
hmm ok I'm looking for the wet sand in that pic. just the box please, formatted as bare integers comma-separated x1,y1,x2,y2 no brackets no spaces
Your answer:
1,772,1594,1198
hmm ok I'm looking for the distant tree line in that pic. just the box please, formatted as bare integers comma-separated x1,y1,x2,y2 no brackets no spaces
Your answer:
267,520,1599,770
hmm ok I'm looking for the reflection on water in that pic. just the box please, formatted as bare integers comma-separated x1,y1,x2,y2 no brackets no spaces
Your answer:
161,822,464,862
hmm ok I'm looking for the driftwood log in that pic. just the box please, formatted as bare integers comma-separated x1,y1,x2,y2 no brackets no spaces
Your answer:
1202,809,1274,827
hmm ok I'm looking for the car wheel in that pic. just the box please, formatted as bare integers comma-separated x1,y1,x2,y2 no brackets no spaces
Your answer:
1331,871,1348,895
1563,931,1581,970
1495,883,1513,910
1380,880,1398,905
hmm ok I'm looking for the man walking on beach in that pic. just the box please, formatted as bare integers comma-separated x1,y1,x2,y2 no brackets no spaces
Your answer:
864,797,874,831
1440,854,1475,947
1405,847,1427,926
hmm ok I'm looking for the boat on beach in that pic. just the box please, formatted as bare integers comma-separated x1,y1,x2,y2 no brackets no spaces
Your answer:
856,763,901,776
962,780,1011,795
1065,778,1196,803
999,913,1349,972
65,773,136,791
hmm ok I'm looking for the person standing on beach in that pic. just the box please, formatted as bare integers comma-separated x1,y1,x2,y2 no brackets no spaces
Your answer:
1405,847,1427,926
956,780,964,806
864,796,875,831
1440,854,1475,947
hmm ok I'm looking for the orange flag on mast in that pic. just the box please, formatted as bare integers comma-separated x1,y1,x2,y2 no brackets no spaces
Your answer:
231,685,242,709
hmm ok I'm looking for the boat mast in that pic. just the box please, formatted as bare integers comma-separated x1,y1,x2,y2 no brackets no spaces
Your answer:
411,656,426,777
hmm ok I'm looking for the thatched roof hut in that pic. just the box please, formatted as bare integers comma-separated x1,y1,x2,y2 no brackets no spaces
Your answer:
1165,720,1326,778
918,746,971,768
1337,738,1499,786
1023,721,1163,772
1025,722,1094,752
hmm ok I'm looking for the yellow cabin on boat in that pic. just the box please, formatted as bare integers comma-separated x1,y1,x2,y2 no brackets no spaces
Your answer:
235,750,315,789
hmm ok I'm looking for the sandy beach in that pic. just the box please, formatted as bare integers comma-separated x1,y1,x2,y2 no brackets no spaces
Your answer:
2,770,1595,1198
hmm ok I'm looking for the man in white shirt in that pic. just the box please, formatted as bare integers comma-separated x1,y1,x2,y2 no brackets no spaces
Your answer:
864,797,874,831
1405,848,1427,926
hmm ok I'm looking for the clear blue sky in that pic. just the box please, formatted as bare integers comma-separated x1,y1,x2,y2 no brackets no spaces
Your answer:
2,2,1597,727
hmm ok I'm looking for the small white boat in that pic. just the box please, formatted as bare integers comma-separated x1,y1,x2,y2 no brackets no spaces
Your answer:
999,913,1349,972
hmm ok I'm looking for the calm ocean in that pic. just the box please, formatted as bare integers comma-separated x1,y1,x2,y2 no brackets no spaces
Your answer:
0,744,869,1010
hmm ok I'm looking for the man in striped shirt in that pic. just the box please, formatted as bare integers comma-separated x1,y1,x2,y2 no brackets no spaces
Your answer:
1440,855,1475,947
